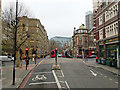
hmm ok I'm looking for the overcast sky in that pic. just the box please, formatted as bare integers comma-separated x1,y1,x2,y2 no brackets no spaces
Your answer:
2,0,93,39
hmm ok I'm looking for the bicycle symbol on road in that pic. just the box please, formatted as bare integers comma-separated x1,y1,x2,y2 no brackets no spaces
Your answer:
32,75,47,81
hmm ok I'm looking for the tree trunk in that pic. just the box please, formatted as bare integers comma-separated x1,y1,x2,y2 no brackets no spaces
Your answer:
16,51,20,67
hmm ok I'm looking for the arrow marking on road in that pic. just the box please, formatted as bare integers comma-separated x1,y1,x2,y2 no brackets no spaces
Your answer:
90,70,97,77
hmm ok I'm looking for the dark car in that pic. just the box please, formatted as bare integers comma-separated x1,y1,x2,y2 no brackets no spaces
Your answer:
77,55,82,58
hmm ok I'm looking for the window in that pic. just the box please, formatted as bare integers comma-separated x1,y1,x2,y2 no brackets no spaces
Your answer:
37,30,38,33
26,28,28,31
37,23,39,27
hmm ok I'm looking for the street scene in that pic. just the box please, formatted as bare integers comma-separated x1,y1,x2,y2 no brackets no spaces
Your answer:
0,0,120,90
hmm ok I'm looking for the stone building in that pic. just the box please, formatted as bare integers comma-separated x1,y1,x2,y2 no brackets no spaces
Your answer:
72,24,89,58
17,16,49,58
93,1,120,67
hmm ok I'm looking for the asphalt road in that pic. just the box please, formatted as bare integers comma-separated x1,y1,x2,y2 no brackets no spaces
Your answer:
19,57,119,89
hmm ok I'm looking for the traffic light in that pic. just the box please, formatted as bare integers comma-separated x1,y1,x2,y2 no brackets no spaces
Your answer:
25,48,29,57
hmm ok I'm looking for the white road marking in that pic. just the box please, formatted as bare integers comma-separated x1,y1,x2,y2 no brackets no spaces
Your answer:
58,76,63,78
65,81,70,90
100,74,103,75
90,70,97,77
104,76,107,78
52,70,62,89
109,78,112,81
115,82,118,84
34,72,52,74
61,70,64,77
59,81,65,83
29,82,56,85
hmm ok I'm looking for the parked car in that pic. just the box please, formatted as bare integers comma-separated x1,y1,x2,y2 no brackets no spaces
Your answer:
58,54,62,57
88,55,96,58
67,55,73,58
77,55,82,58
0,55,14,62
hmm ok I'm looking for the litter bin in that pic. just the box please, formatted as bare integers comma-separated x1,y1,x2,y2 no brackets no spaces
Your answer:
101,58,106,65
98,58,101,64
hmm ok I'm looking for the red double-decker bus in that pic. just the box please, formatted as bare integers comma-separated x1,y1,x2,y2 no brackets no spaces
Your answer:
88,49,96,58
50,50,55,58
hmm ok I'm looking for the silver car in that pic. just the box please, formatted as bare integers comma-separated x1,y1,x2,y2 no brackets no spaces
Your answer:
0,56,14,61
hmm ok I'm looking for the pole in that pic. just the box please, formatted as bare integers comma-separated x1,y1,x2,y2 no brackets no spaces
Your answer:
26,57,27,70
13,0,18,85
118,1,120,68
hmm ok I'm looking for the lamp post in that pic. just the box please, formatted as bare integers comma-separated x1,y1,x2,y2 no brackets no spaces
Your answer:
13,0,18,85
118,2,120,68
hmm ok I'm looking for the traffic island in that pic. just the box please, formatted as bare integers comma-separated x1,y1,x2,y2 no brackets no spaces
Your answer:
52,63,61,70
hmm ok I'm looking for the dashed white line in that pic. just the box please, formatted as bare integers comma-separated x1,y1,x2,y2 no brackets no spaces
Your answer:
52,70,62,89
109,78,113,81
65,81,70,90
104,76,108,78
61,70,64,77
100,74,103,75
115,82,118,84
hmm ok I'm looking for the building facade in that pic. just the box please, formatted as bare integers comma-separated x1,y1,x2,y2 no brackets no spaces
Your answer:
85,11,93,30
17,16,49,58
72,24,89,58
93,1,120,67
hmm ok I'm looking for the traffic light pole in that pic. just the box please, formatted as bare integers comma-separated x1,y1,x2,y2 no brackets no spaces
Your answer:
55,50,58,65
26,57,27,70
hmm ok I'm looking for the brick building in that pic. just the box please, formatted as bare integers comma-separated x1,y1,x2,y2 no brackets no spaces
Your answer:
17,16,49,58
72,24,89,58
93,1,120,67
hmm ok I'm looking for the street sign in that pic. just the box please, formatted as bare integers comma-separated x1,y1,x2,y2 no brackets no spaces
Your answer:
119,55,120,58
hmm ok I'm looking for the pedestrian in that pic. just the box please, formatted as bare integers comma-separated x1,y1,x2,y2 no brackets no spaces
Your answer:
96,56,98,62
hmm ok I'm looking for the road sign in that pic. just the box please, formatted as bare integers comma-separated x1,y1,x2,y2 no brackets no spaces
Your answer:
119,55,120,58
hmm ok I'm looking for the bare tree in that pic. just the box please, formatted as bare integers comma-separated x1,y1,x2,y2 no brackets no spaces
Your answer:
2,2,32,54
49,40,58,51
2,2,32,67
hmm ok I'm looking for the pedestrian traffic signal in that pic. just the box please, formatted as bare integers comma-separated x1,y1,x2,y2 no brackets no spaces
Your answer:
25,48,29,57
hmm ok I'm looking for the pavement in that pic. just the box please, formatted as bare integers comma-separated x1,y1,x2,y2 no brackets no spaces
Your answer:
1,58,43,89
80,58,119,75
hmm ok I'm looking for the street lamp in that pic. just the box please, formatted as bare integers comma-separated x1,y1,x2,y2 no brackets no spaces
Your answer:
13,0,18,85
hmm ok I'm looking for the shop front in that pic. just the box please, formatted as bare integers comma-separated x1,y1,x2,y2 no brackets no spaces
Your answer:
106,44,118,59
105,37,118,59
105,37,118,67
